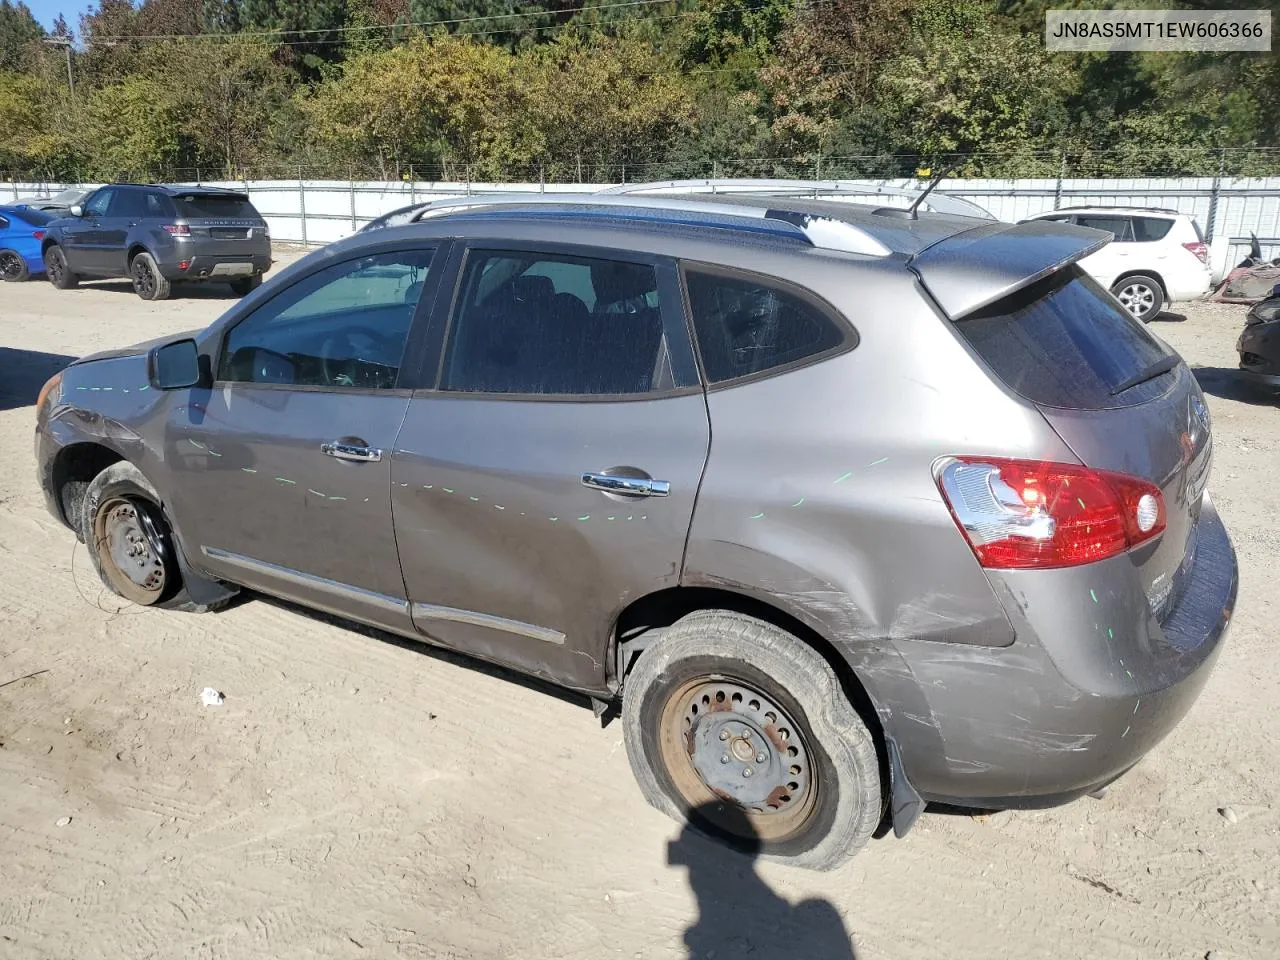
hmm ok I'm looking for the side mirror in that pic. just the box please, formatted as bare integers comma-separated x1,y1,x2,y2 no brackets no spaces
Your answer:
69,204,84,218
148,338,204,390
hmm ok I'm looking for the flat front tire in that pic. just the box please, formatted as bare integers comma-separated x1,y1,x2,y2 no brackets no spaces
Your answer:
623,610,883,871
80,461,226,613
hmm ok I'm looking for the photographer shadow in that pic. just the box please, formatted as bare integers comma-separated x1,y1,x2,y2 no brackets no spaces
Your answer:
670,801,858,960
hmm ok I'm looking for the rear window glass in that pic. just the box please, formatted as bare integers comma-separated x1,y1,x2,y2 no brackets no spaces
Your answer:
175,194,258,219
1133,217,1174,242
685,268,849,384
954,267,1176,409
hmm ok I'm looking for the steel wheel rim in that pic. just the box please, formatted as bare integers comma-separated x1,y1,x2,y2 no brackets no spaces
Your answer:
658,675,819,842
132,259,155,297
1117,283,1155,317
0,251,22,281
93,497,168,604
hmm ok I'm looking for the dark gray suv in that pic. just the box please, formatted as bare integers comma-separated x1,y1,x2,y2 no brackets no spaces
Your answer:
41,184,272,300
33,192,1237,870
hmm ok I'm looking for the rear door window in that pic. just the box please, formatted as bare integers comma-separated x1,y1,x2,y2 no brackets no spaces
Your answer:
176,194,258,219
683,267,850,385
953,266,1176,409
108,190,147,219
1132,217,1174,242
443,250,673,396
1075,215,1135,241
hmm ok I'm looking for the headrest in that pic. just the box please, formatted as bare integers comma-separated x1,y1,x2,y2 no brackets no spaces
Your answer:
512,274,555,303
590,261,655,306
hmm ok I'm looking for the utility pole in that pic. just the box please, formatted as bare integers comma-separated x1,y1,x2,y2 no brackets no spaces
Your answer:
42,37,74,97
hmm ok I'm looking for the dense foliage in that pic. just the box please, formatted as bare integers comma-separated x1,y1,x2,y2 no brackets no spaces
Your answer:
1,0,1277,181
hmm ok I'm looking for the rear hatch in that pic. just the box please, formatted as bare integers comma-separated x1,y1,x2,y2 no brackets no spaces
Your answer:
173,191,268,254
914,223,1211,621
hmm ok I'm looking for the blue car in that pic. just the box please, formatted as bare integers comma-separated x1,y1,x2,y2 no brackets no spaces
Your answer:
0,204,57,282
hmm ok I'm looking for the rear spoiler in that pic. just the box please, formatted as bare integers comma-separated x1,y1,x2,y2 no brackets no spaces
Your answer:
910,220,1111,320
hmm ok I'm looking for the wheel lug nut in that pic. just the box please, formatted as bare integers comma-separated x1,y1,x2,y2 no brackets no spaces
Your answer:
742,768,753,778
719,730,729,741
755,753,766,763
720,754,729,764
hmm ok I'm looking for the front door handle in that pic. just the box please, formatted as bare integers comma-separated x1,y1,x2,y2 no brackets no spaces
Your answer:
322,439,382,462
581,472,670,497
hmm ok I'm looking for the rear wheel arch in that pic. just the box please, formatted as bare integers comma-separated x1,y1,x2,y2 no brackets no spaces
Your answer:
126,243,152,267
1113,268,1168,298
612,586,889,773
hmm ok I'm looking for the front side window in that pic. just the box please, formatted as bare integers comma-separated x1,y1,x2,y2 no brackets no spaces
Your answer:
684,268,848,384
219,249,434,389
83,189,114,218
442,250,670,396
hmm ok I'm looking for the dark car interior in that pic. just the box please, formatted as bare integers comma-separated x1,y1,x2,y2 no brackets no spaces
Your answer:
443,254,672,396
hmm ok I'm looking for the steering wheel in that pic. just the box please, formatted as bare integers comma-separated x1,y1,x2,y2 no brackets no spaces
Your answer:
321,326,394,387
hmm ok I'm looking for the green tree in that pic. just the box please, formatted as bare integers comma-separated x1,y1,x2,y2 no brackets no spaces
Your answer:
875,1,1071,174
0,0,42,73
682,0,793,65
526,32,696,180
81,75,184,178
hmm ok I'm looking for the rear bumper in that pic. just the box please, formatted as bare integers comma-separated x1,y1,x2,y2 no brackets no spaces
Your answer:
873,496,1235,806
1165,262,1213,302
161,242,272,280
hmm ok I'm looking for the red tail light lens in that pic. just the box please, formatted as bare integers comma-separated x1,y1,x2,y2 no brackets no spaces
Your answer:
1183,241,1209,265
936,457,1166,569
32,230,45,240
163,224,190,236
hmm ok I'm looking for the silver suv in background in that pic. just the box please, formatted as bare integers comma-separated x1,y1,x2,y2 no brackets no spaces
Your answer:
1021,206,1212,321
41,184,272,300
34,192,1236,870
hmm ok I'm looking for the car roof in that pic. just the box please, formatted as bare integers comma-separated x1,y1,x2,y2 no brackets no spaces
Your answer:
102,183,249,198
379,193,994,258
324,193,1107,320
1030,206,1183,218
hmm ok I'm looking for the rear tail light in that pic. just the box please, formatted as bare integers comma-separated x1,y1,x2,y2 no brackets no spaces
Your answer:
936,457,1166,569
1183,241,1209,265
32,230,45,240
163,224,190,237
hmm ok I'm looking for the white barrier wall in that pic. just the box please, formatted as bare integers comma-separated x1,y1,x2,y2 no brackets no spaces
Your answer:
9,176,1280,265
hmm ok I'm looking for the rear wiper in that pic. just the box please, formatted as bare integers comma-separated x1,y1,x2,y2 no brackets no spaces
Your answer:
1110,354,1181,396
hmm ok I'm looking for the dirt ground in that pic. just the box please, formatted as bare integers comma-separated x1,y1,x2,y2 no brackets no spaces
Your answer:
1,256,1277,960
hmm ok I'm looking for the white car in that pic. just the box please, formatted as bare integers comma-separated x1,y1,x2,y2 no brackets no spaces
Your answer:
1021,207,1211,322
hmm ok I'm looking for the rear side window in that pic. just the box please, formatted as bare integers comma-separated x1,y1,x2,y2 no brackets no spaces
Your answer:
176,194,258,219
1133,217,1174,242
684,267,848,385
1075,215,1135,241
954,267,1175,409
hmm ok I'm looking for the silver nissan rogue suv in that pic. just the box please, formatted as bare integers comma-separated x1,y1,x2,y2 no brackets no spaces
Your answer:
35,191,1237,870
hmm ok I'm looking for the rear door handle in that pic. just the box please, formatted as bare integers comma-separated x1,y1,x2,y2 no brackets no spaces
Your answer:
322,440,382,462
581,472,670,497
